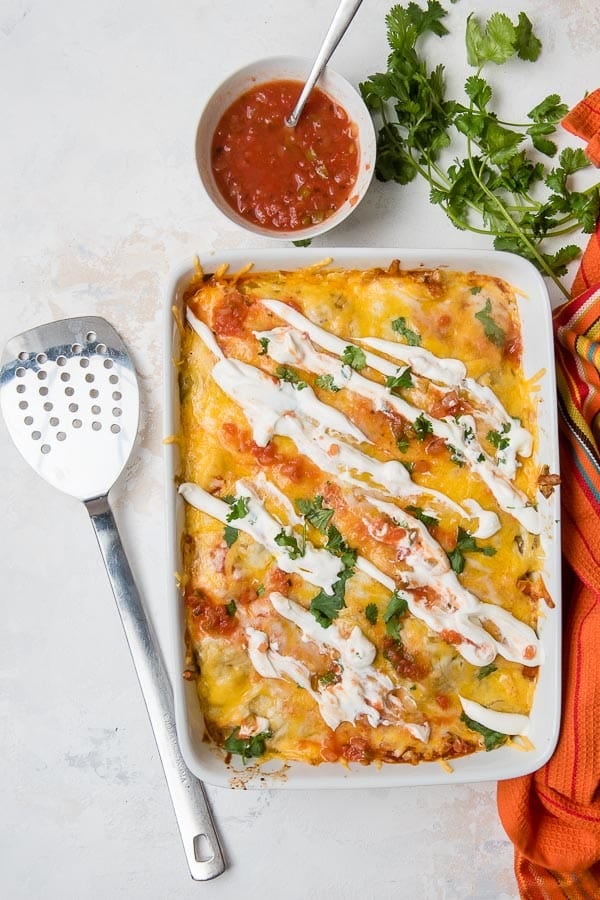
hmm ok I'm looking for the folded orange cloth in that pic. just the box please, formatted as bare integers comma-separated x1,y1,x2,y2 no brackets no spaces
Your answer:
497,93,600,899
562,88,600,166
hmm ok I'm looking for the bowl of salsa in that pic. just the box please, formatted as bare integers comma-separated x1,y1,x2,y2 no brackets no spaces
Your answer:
196,56,376,240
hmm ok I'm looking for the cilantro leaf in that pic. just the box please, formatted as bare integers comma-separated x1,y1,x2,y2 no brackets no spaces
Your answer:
465,75,492,112
466,13,517,67
296,495,334,533
475,299,505,347
487,426,510,451
292,238,312,247
276,365,308,389
448,526,496,574
310,591,345,628
309,529,357,627
258,337,269,355
365,603,378,625
386,366,413,391
412,413,433,440
223,525,239,547
224,727,272,763
405,505,439,527
541,244,581,277
461,712,507,751
477,663,498,680
274,528,305,559
514,12,542,62
226,496,250,522
391,316,421,345
315,373,340,392
383,590,409,639
225,599,237,616
341,344,367,371
528,93,569,124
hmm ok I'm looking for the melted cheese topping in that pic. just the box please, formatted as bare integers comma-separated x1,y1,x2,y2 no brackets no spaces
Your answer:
178,261,549,768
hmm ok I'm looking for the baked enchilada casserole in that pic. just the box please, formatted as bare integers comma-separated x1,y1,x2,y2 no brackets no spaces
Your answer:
176,259,555,768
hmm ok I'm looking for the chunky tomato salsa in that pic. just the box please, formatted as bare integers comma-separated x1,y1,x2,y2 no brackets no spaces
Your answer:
211,79,360,231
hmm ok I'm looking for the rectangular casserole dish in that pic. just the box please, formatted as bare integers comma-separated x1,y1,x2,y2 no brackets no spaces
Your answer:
163,247,561,789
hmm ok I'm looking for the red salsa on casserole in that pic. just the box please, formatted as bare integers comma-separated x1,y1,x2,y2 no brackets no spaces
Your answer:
210,79,360,231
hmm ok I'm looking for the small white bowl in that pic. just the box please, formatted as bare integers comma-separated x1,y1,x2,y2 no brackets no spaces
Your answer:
195,56,377,241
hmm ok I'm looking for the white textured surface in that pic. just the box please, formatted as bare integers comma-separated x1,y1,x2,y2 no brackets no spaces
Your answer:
0,1,595,897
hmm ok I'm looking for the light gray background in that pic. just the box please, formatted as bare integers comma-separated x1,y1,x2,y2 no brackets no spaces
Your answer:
1,1,595,897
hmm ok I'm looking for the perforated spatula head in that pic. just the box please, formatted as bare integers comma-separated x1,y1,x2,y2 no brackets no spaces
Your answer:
0,316,139,500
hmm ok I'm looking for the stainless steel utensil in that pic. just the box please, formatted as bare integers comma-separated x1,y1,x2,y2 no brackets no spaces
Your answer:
285,0,364,127
0,316,225,881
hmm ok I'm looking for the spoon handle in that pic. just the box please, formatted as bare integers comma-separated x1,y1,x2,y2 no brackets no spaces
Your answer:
85,494,226,881
286,0,364,127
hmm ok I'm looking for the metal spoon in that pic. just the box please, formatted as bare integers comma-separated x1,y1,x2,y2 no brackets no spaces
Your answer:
285,0,364,127
0,316,225,881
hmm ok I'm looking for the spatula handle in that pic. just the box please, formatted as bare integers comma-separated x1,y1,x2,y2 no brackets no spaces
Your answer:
85,494,226,881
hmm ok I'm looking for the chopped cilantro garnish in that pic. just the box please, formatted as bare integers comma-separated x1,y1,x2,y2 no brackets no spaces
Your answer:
296,495,335,533
470,286,482,295
274,528,305,559
477,663,498,680
396,436,410,453
341,344,367,371
448,526,497,574
365,603,378,625
256,584,265,596
385,366,413,391
315,373,341,392
487,426,511,450
448,444,465,466
318,670,337,685
276,365,308,389
475,299,506,347
223,525,239,547
413,413,433,440
461,712,507,751
383,590,409,639
225,496,249,522
309,528,357,627
258,336,269,355
224,727,272,763
405,505,439,527
225,599,237,616
392,316,421,346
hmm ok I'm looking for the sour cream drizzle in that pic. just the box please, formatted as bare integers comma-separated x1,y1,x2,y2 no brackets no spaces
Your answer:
180,473,540,668
459,695,529,736
361,336,533,478
187,310,499,530
355,537,540,668
246,593,430,740
178,481,341,590
255,301,540,534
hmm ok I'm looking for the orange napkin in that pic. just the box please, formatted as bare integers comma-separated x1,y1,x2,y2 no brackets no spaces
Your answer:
496,93,600,899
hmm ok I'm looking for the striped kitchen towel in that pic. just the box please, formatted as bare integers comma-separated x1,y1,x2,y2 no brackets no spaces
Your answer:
496,89,600,900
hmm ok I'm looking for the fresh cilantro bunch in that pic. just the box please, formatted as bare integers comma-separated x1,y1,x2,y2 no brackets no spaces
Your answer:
360,1,600,298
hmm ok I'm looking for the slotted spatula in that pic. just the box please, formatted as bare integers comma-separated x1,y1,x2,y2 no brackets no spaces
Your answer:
0,315,225,881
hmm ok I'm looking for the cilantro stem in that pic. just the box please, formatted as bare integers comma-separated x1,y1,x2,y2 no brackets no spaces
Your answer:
465,74,570,299
467,139,569,297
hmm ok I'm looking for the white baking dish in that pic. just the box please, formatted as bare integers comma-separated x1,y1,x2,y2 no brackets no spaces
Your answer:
163,247,561,789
